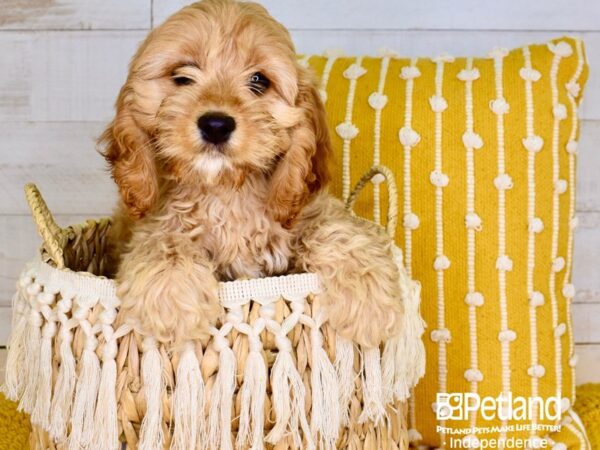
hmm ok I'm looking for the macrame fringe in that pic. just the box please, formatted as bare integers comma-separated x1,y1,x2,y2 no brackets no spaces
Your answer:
384,247,426,401
3,281,31,401
381,337,399,404
266,349,314,449
139,337,165,450
3,253,426,449
236,341,267,450
31,321,56,429
310,326,340,449
49,323,76,440
208,337,236,450
401,280,426,388
334,336,355,426
171,343,204,450
92,354,119,449
18,290,43,415
69,344,101,450
359,349,386,425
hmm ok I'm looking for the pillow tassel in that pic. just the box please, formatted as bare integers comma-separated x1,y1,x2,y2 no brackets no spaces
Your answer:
138,337,165,450
171,342,204,450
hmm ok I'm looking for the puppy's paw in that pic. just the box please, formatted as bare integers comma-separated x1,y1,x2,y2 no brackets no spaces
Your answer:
324,281,404,348
117,262,221,346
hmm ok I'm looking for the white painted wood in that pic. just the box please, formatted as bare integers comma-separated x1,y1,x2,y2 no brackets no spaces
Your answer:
0,121,117,215
28,31,145,122
575,344,600,385
0,31,142,123
0,0,150,30
0,349,5,381
576,121,600,213
0,308,14,347
573,212,600,303
0,31,599,122
153,0,600,32
573,303,600,344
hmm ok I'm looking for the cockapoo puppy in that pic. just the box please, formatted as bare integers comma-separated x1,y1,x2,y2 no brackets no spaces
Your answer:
102,0,403,348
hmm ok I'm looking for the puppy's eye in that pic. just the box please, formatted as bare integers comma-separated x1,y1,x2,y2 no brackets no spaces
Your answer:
172,75,194,86
249,72,270,95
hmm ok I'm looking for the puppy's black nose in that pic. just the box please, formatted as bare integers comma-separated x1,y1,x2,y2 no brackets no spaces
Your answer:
197,112,236,145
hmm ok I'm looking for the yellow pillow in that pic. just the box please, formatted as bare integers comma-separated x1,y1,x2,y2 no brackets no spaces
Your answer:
306,37,590,448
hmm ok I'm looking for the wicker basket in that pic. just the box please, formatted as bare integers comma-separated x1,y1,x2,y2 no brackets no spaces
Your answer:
3,166,425,450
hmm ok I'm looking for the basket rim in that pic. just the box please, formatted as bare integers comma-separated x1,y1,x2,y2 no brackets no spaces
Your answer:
29,254,322,308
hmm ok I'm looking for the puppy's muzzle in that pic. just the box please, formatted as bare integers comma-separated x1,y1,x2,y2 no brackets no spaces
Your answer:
197,112,236,145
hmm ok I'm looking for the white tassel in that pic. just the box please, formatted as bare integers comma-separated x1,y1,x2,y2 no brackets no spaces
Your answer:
391,247,427,399
359,349,386,425
397,280,426,392
382,337,399,403
265,347,314,449
208,334,235,450
49,306,77,441
334,336,355,426
31,320,57,428
309,326,340,450
18,294,43,414
92,340,120,450
3,280,32,401
207,337,235,450
236,333,267,450
69,337,101,450
171,342,204,450
139,337,165,450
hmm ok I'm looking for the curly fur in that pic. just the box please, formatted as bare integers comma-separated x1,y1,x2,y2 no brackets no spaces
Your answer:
102,0,403,348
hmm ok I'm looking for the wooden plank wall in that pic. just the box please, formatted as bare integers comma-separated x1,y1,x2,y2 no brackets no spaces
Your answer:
0,0,598,383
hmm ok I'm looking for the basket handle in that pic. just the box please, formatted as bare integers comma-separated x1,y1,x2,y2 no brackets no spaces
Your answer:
24,183,67,268
345,165,398,238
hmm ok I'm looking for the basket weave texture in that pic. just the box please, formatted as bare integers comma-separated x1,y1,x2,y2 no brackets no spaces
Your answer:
4,166,425,450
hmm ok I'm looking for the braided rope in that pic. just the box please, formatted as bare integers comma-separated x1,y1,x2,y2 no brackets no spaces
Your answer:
345,165,398,238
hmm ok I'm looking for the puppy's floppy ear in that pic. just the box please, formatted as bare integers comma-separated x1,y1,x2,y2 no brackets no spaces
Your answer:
100,84,158,218
268,67,332,228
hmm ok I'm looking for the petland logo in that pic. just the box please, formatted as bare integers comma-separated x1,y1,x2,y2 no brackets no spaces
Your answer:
436,393,561,421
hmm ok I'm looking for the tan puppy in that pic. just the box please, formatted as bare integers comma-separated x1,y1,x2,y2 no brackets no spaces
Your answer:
102,0,403,348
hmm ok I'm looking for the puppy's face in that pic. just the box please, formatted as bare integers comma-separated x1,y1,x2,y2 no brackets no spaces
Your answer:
102,0,330,226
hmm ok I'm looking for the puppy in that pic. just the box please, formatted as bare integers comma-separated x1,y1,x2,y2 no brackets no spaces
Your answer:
102,0,403,348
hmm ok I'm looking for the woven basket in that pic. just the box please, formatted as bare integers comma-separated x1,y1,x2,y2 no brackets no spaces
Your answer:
3,166,425,450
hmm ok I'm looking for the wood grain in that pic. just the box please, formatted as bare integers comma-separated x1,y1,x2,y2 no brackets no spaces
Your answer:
153,0,600,32
0,0,150,30
574,344,600,385
0,121,117,215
